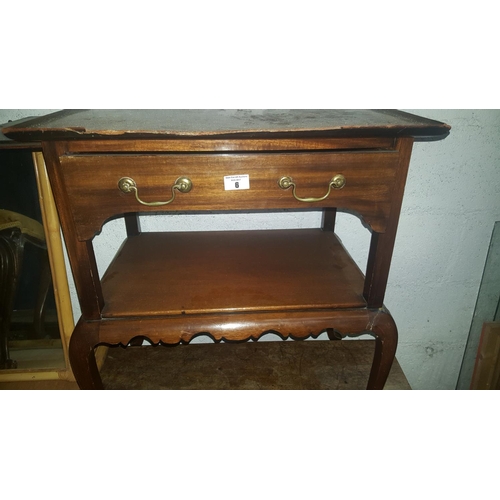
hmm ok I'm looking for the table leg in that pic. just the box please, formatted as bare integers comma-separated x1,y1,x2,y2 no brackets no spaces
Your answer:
69,319,103,389
365,310,398,390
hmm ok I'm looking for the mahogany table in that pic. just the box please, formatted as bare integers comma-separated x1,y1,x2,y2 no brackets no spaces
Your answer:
2,110,450,389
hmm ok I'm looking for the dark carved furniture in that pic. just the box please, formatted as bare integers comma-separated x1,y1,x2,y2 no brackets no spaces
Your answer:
0,129,51,370
0,210,51,368
2,110,450,389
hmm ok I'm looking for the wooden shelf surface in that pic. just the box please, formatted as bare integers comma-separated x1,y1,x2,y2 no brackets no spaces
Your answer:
0,341,411,390
101,229,367,318
99,341,411,390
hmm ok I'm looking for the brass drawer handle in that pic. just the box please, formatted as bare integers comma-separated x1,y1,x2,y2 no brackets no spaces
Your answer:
278,175,346,203
118,176,193,207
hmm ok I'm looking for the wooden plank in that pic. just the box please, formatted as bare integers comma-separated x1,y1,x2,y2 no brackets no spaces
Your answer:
470,322,500,389
1,109,451,142
0,341,410,390
100,230,367,318
98,340,411,390
0,118,41,150
60,136,396,153
32,152,75,367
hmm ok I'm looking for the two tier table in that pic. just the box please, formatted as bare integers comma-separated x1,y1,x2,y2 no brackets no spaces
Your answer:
2,110,450,389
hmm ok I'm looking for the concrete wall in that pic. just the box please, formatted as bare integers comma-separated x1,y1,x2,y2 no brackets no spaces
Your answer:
387,110,500,389
1,109,499,389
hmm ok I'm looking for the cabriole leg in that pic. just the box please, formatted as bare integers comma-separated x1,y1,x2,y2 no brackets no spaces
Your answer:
69,319,103,389
366,310,398,390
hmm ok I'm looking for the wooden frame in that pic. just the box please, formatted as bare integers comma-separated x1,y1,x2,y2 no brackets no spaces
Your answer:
0,152,74,381
470,322,500,389
0,152,106,383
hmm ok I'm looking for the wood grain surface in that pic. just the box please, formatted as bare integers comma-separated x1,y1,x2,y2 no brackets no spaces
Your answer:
59,150,400,239
99,340,411,390
2,109,450,141
101,229,366,318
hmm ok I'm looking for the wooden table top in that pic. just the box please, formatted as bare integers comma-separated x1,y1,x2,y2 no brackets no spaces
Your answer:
0,119,41,151
1,109,450,142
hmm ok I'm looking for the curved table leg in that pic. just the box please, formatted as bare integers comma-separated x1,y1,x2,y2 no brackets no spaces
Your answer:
69,319,103,389
69,309,398,390
365,310,398,390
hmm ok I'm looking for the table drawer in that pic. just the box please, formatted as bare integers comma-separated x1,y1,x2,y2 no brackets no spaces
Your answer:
59,151,400,240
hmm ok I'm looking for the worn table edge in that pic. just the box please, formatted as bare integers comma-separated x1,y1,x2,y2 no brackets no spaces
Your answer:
1,109,451,143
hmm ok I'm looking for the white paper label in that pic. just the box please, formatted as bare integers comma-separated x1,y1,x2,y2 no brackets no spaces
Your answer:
224,174,250,191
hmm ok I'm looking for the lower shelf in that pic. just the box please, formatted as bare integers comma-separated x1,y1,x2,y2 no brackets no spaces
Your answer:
0,340,410,390
101,229,367,318
98,340,411,390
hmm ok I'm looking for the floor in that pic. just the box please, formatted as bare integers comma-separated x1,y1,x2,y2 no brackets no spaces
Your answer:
7,346,66,370
0,340,411,390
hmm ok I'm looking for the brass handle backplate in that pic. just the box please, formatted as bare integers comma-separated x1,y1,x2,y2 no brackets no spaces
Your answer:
278,175,346,203
118,176,193,207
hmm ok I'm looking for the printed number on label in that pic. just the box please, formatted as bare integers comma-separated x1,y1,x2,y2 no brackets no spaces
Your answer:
224,175,250,191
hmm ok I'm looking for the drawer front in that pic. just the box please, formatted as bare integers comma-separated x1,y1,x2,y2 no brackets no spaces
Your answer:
59,151,400,240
